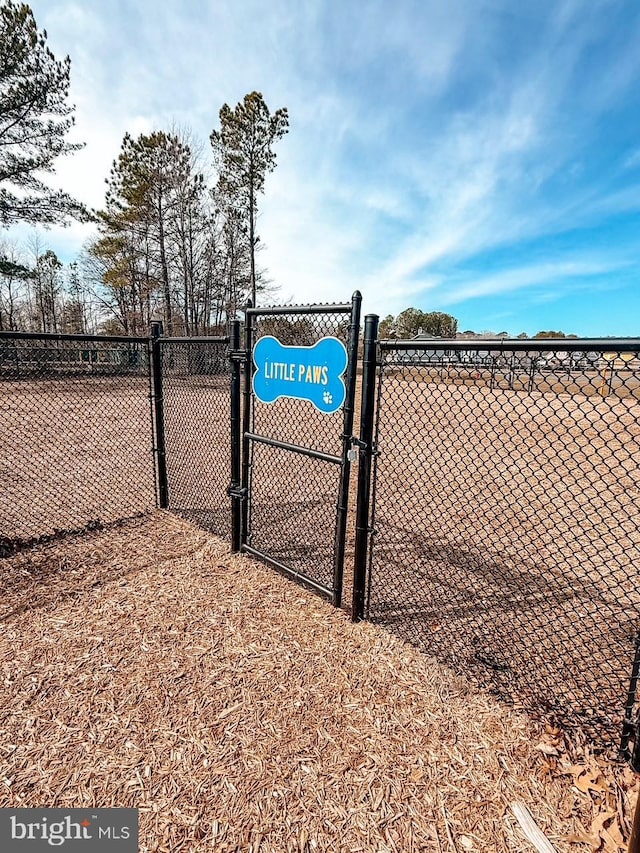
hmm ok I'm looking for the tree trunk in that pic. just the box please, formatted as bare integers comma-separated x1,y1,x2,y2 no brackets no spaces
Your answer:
157,194,172,334
248,173,256,306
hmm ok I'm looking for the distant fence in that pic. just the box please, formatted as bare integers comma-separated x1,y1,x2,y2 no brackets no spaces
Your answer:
392,343,640,398
0,332,147,378
0,331,157,553
353,333,640,757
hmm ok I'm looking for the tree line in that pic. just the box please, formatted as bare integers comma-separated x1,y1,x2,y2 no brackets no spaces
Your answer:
379,308,458,339
0,235,97,333
0,2,288,335
377,308,578,340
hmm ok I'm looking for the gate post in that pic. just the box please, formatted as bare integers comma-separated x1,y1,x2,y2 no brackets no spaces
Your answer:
352,313,379,622
240,301,253,546
150,320,168,509
229,319,242,552
332,290,362,608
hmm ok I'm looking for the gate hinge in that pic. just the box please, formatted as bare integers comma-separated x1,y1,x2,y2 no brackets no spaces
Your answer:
227,484,247,499
228,349,247,362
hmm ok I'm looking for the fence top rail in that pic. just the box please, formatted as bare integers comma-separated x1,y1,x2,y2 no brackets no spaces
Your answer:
159,335,230,345
380,337,640,354
0,330,148,344
246,302,353,318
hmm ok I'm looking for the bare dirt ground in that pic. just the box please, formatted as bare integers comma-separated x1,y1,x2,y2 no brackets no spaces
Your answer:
0,375,232,549
0,377,156,546
1,512,636,852
368,373,640,749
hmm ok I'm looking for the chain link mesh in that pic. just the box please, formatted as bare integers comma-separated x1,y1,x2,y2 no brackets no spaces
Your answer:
0,334,156,554
160,339,231,539
249,443,340,589
246,309,352,589
367,342,640,750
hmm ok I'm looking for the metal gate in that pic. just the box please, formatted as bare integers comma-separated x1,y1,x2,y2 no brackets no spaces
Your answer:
233,293,362,605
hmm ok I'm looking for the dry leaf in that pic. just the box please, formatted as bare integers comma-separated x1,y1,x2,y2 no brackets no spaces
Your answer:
560,763,610,794
567,831,593,846
587,809,619,853
536,743,560,757
576,770,610,795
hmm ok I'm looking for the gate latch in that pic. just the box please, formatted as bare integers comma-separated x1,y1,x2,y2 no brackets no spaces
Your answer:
347,437,367,462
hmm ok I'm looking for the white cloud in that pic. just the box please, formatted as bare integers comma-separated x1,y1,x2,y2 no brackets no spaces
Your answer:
436,257,631,306
10,0,640,329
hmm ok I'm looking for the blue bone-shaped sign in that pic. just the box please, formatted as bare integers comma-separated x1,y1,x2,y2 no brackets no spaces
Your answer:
253,336,348,414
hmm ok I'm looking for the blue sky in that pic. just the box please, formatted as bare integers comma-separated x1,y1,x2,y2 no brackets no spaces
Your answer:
14,0,640,336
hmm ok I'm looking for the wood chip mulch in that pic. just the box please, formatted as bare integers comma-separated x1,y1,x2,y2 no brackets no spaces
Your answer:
0,511,637,852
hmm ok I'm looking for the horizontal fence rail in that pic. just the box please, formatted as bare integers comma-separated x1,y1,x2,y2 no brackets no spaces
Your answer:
0,332,156,553
0,330,150,343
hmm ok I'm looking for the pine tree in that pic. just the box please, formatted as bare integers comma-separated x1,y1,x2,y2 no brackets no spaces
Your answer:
0,240,31,330
33,249,62,332
101,131,196,333
210,92,288,306
0,1,90,225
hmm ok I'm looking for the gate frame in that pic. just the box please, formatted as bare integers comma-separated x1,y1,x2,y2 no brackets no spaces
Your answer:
238,292,362,606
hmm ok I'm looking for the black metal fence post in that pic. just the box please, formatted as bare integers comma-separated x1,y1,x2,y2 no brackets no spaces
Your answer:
332,290,362,607
622,632,640,768
352,313,379,621
528,357,536,393
150,320,168,509
229,319,242,552
240,301,253,546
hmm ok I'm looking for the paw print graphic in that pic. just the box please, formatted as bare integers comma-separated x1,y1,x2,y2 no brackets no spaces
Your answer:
323,391,333,405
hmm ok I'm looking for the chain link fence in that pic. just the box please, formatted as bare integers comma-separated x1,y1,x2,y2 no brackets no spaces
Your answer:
366,339,640,751
158,337,232,539
0,332,156,555
4,322,640,756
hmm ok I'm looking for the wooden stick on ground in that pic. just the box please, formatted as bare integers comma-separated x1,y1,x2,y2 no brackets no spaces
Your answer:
510,802,557,853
